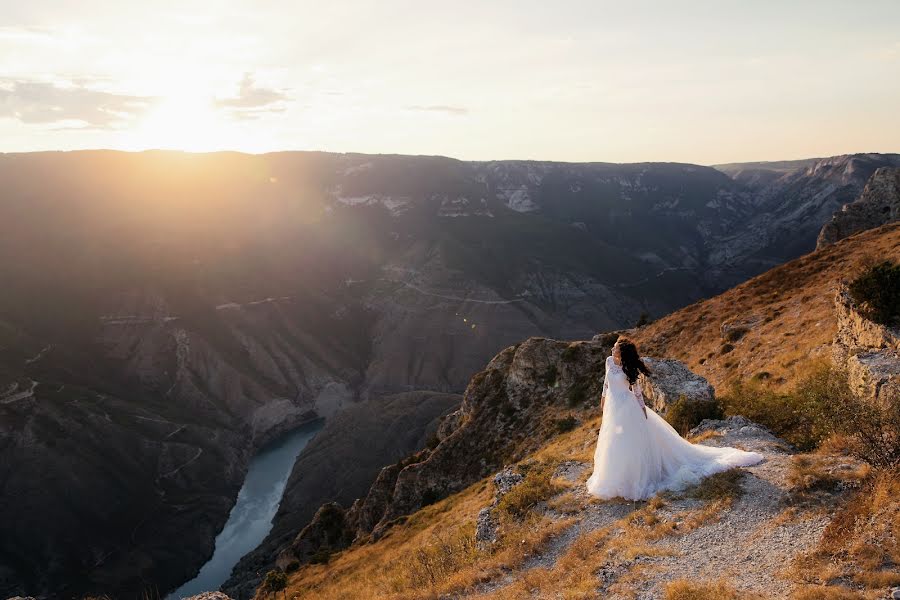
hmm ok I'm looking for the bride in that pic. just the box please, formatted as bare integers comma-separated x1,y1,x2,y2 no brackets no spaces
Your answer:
586,337,762,501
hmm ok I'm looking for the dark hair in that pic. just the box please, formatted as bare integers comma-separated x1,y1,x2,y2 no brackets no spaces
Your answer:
616,336,650,385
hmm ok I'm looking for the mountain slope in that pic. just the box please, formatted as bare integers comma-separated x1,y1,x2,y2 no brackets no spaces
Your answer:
258,219,900,600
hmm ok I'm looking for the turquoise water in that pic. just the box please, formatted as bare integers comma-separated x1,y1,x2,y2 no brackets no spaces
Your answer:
168,422,322,599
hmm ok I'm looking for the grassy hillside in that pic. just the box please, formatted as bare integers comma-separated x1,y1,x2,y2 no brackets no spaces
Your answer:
635,221,900,391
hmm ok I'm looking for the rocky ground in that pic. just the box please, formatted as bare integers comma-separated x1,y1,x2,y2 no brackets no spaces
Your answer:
463,417,869,599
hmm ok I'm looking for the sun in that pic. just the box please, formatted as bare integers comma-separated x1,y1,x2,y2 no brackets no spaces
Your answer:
128,90,227,152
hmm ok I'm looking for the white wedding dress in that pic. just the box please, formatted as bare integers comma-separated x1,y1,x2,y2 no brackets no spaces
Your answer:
586,356,762,501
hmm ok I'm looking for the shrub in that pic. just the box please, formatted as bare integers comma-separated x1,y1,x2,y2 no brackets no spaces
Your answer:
719,343,734,355
261,569,288,599
823,388,900,469
554,415,578,433
848,260,900,326
560,344,579,362
635,312,652,327
720,361,846,451
308,548,333,564
665,396,724,435
498,462,559,520
541,364,558,387
723,327,748,343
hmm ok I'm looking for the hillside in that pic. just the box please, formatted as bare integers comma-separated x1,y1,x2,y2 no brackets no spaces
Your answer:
247,222,899,600
634,221,900,391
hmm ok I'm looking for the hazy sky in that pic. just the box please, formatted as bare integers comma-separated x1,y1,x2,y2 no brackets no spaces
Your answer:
1,0,899,163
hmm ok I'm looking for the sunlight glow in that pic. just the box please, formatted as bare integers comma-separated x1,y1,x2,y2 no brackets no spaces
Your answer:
129,92,225,152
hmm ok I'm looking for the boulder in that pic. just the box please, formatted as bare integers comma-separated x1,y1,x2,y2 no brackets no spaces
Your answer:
639,358,716,414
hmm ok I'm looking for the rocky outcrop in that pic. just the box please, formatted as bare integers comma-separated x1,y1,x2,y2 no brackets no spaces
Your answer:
475,467,526,546
817,167,900,248
832,285,900,405
638,358,716,414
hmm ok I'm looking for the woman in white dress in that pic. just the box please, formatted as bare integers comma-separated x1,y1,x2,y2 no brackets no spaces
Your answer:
586,337,762,501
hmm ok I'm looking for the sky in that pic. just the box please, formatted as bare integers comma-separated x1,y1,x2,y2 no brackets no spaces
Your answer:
1,0,899,164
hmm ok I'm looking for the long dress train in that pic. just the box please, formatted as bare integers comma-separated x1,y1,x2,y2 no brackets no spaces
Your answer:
586,356,762,501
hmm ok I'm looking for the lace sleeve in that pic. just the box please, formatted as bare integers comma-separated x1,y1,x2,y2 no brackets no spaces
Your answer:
632,382,647,413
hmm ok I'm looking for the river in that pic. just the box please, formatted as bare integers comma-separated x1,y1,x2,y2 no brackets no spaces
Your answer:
167,422,323,599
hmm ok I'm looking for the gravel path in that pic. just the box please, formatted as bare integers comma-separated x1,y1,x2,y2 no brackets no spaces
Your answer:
467,417,858,599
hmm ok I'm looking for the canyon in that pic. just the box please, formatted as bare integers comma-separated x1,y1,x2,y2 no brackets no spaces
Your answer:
0,150,897,598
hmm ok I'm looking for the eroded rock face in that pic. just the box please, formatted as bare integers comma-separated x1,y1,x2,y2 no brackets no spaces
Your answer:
817,167,900,248
832,285,900,405
639,358,716,414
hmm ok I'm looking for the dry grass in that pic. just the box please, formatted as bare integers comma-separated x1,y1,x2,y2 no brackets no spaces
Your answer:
790,586,875,600
634,223,900,392
785,455,870,506
685,468,745,503
791,468,900,597
687,429,722,444
664,579,748,600
497,461,561,519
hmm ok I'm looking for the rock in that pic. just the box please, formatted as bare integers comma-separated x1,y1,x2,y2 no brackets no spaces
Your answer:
817,166,900,248
639,358,716,414
5,596,37,600
183,593,234,600
832,284,900,405
476,466,529,545
891,587,900,600
475,507,499,544
492,466,525,496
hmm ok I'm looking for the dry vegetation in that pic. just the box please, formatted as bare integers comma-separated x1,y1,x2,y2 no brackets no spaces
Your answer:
664,578,753,600
634,222,900,391
791,468,900,598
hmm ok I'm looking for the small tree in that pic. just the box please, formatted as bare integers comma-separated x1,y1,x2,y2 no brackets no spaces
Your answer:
848,260,900,326
262,569,288,600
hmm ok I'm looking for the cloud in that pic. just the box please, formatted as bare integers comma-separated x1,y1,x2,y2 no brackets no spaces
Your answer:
0,79,154,129
406,104,469,116
215,73,290,119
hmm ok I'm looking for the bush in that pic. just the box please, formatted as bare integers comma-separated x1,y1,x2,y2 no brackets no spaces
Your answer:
635,312,652,328
560,344,579,362
720,362,846,451
541,364,558,387
665,396,724,435
723,327,748,343
553,415,578,433
824,389,900,469
848,260,900,326
261,569,288,599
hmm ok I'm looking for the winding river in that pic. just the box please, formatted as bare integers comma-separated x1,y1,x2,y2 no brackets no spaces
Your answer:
168,422,323,599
